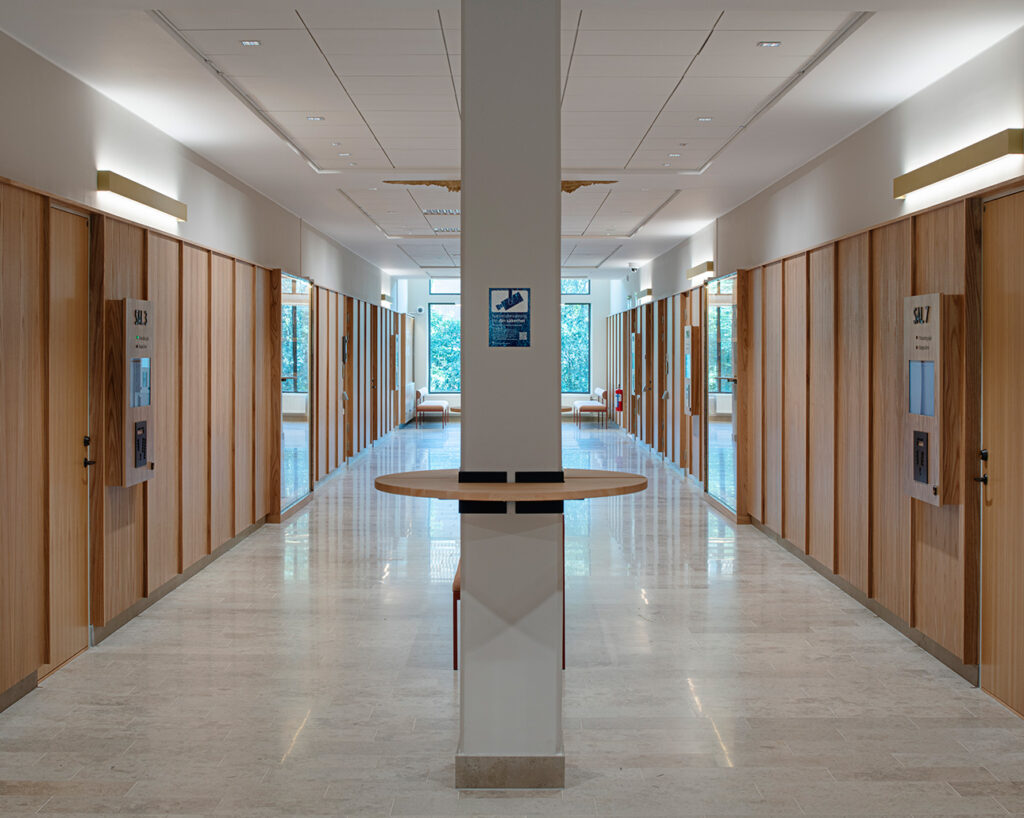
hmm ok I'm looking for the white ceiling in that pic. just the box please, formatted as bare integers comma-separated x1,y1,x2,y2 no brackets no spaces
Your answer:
1,1,1023,278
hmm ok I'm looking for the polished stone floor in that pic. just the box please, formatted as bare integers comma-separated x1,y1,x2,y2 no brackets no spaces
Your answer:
2,424,1024,816
706,418,736,511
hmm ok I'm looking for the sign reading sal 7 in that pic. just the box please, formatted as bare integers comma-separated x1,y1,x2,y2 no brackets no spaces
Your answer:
913,305,931,325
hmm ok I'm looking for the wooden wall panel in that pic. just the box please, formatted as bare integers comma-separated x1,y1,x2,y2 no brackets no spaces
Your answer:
43,207,91,674
145,233,181,589
344,296,354,460
0,184,48,688
101,219,146,622
808,247,836,571
234,262,254,535
748,267,763,522
835,233,871,593
783,255,808,550
209,254,234,551
253,267,273,520
913,202,974,658
181,246,210,568
871,221,912,620
316,287,329,481
329,291,339,471
763,262,783,534
265,271,281,517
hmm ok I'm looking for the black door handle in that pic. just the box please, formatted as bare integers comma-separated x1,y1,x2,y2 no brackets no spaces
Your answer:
84,458,96,468
974,474,988,484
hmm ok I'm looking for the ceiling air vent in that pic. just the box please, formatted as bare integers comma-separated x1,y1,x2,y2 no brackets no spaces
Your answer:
423,208,461,216
433,226,460,233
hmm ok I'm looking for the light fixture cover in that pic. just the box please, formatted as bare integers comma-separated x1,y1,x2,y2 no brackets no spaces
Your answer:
97,170,187,221
893,128,1024,199
687,260,715,279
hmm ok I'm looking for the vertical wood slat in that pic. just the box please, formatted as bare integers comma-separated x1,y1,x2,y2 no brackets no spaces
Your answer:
145,233,181,589
267,272,281,516
329,291,338,471
343,296,354,460
42,207,91,675
0,184,48,687
748,267,764,521
836,233,871,593
316,287,329,480
808,246,836,571
209,254,234,551
763,262,783,534
181,246,210,568
870,221,913,620
783,255,808,551
912,203,969,655
102,220,146,621
234,262,254,535
253,267,273,520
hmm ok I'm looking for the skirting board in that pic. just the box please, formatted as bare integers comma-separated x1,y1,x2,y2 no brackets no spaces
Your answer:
455,754,565,789
0,671,37,715
750,519,979,685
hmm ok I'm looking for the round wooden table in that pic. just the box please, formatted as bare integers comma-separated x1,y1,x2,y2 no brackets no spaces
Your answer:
374,468,647,501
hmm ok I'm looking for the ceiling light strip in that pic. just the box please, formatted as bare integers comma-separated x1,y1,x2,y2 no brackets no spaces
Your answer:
295,11,396,170
437,10,462,120
893,129,1024,198
147,10,325,178
621,10,725,170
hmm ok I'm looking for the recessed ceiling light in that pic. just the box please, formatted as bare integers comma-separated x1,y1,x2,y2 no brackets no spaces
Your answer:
337,152,350,157
306,115,325,121
331,141,342,147
423,208,460,216
240,40,261,47
757,41,782,48
668,153,681,157
368,187,377,191
348,162,357,166
386,210,397,214
697,116,713,122
662,162,671,167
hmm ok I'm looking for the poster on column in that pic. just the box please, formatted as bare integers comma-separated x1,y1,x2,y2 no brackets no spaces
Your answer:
488,287,531,347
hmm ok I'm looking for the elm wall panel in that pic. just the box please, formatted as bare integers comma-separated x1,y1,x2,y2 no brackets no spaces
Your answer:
748,267,763,522
0,184,48,688
316,287,329,481
181,245,210,569
328,291,338,472
807,246,836,571
43,207,91,674
783,255,808,550
265,271,281,517
913,203,970,657
102,219,146,622
253,267,273,520
145,233,182,588
343,296,354,460
763,262,783,535
871,220,913,621
835,233,871,593
234,261,254,536
209,254,234,551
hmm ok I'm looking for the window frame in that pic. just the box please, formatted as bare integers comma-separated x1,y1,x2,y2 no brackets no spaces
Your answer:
560,301,592,394
427,301,461,394
560,278,590,295
429,278,461,295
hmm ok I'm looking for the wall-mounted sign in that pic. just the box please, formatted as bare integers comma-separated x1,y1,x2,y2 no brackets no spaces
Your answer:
489,287,530,347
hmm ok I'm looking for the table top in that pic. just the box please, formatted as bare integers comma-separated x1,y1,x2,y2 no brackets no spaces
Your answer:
374,469,647,501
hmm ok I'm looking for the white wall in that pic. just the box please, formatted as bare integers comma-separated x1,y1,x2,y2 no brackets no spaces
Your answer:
716,24,1024,274
0,29,388,298
404,277,611,408
644,221,717,301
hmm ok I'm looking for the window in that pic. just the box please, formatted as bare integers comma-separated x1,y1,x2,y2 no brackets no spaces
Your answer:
560,278,590,295
281,302,310,393
707,277,735,394
429,278,460,295
428,303,461,393
560,303,591,393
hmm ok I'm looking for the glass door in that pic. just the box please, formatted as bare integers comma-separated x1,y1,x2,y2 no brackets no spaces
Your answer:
281,273,312,510
705,273,737,510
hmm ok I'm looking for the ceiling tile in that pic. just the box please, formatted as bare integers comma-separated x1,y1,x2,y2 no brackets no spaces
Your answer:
363,110,460,127
166,10,303,30
386,150,461,167
568,54,691,78
702,28,836,57
185,28,312,56
302,8,444,29
212,49,328,78
353,94,457,113
574,29,707,56
263,108,365,136
328,54,452,77
562,92,669,113
687,53,808,79
371,124,460,139
669,76,785,98
638,136,727,153
342,75,455,95
237,76,355,112
717,11,853,31
444,29,576,55
314,29,446,56
564,76,679,97
578,9,721,30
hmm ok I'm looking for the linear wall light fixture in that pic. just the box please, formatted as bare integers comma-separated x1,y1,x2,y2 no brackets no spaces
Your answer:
97,170,188,221
893,128,1023,199
381,293,393,308
687,260,714,279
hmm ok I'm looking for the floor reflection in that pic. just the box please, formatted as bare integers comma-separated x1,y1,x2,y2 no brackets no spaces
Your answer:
281,419,310,509
707,417,736,510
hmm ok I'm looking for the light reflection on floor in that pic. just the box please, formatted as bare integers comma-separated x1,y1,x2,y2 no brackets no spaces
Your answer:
707,417,737,510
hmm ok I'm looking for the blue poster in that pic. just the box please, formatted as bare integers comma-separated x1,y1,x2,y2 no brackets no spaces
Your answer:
489,287,531,347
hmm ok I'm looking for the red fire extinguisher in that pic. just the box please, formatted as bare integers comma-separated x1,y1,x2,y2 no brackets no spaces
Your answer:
615,387,623,412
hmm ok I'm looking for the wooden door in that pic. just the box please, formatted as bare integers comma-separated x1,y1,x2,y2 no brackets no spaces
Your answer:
343,296,354,460
657,299,668,455
41,207,90,676
980,190,1024,715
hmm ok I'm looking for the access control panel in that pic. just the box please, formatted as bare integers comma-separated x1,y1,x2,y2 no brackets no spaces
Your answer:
106,298,154,487
683,325,699,416
903,293,961,506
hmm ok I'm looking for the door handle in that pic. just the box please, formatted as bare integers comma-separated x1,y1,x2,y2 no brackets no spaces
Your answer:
84,458,96,468
974,474,989,485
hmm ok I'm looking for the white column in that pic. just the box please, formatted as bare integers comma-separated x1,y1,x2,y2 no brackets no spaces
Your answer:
457,0,564,789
